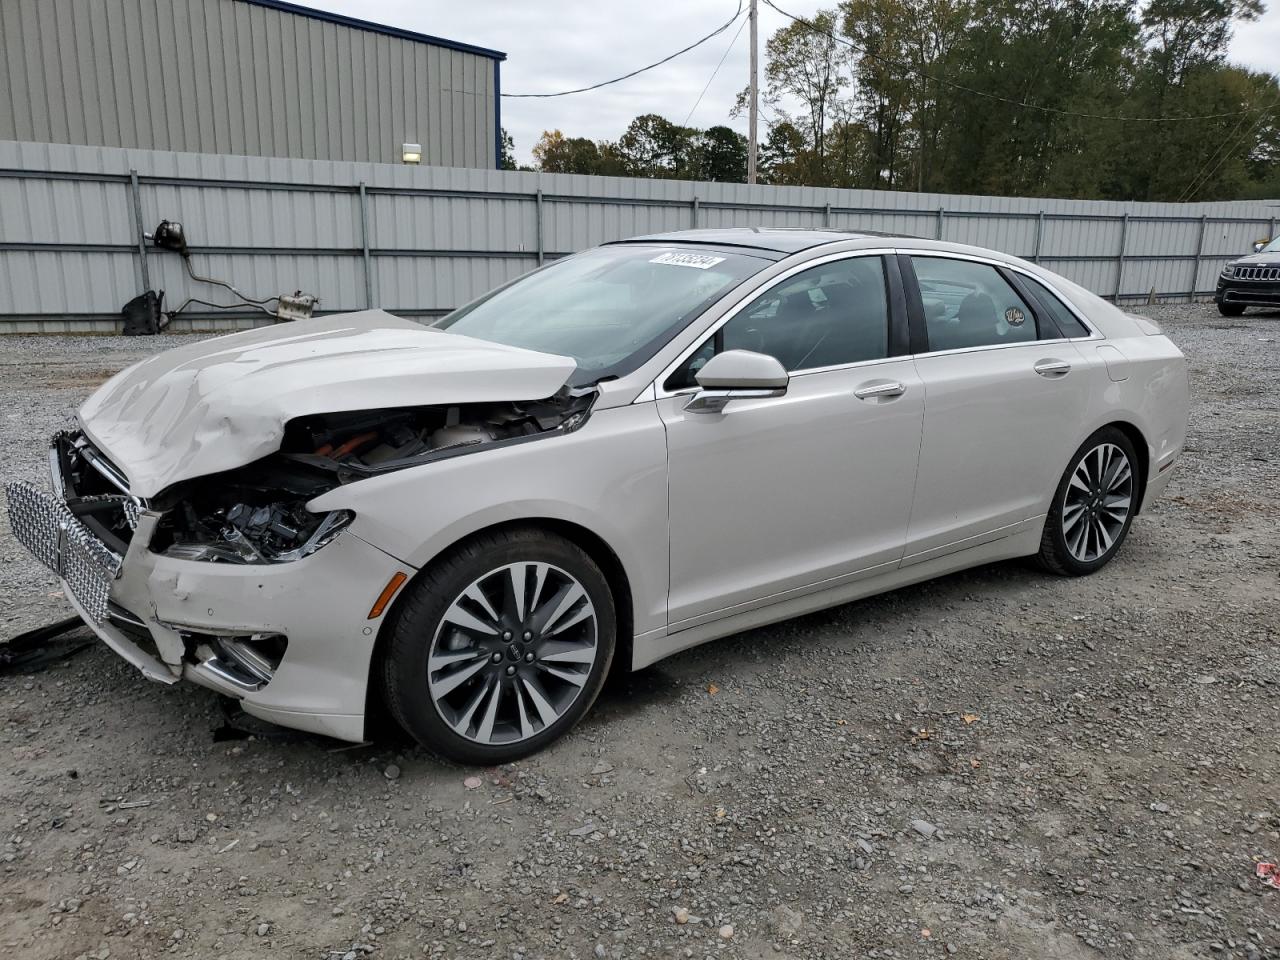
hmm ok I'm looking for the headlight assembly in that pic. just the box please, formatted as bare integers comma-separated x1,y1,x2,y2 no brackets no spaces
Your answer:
162,502,353,564
1221,264,1236,278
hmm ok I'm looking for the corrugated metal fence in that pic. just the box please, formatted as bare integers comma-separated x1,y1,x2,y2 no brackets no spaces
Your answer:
2,140,1277,333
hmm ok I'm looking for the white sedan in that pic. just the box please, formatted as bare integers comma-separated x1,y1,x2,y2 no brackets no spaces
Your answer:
5,229,1188,763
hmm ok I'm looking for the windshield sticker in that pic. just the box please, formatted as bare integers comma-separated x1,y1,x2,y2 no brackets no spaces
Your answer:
650,252,726,270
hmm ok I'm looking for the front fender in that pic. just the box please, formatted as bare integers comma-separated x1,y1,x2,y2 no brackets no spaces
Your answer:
308,403,670,636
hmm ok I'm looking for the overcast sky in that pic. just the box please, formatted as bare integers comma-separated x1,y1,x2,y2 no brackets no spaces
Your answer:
303,0,1279,166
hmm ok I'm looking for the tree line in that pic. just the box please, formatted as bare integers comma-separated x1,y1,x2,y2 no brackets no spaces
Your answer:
504,118,751,183
505,0,1279,202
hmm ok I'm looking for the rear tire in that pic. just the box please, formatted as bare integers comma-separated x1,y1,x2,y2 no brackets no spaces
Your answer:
1217,301,1245,316
381,527,615,765
1037,427,1140,577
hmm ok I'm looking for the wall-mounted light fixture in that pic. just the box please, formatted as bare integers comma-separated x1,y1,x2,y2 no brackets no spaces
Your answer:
401,142,422,164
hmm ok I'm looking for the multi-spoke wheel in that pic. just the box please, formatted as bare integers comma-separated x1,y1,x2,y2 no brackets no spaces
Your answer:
380,528,615,763
1038,427,1141,576
428,562,599,745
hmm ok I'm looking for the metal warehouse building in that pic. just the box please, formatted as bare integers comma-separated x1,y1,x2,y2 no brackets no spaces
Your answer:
0,0,506,168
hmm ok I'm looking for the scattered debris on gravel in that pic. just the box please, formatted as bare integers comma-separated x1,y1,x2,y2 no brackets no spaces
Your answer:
1,304,1278,959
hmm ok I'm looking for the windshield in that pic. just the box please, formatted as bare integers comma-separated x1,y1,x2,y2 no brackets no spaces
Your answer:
435,245,767,385
1264,237,1280,253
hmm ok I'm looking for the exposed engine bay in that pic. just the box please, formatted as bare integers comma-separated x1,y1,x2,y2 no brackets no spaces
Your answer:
279,389,593,472
147,390,595,564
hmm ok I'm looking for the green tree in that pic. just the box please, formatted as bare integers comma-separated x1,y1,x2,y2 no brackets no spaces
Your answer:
1133,0,1268,198
759,120,809,184
839,0,915,188
499,128,517,170
1143,0,1264,88
695,126,748,181
617,114,698,176
759,10,848,183
532,130,605,174
1131,67,1278,201
750,0,1278,200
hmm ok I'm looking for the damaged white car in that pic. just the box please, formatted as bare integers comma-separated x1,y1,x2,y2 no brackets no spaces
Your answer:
5,229,1188,763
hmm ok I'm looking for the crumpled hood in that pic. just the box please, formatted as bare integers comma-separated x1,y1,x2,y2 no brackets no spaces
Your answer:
78,310,576,498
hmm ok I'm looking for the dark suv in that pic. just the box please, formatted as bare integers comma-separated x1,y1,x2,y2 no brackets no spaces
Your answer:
1216,237,1280,315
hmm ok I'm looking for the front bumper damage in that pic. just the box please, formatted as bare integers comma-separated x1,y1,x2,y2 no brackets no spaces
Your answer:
5,443,413,742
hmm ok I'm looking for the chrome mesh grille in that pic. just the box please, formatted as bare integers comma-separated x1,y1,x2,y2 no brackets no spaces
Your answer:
1235,265,1280,281
5,479,122,624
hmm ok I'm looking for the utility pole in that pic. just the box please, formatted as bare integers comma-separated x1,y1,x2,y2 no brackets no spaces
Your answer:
747,0,758,184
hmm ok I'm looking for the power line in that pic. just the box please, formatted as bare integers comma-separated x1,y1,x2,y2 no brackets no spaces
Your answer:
762,0,1252,123
1176,93,1280,201
1174,102,1264,202
502,3,743,98
682,11,750,126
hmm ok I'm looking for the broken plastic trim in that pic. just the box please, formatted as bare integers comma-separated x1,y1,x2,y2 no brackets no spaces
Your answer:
50,431,145,556
182,631,287,696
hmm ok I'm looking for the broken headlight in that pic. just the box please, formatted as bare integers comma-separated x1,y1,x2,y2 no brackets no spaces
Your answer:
163,500,353,564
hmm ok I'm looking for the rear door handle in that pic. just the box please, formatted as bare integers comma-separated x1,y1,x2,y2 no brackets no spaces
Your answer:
1033,359,1072,378
853,380,906,400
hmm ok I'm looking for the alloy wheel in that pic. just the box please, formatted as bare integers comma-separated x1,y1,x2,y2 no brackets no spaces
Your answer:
1061,442,1133,563
427,562,598,745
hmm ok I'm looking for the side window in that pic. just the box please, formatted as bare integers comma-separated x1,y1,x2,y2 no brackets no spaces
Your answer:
665,256,890,390
1019,275,1091,338
913,257,1038,352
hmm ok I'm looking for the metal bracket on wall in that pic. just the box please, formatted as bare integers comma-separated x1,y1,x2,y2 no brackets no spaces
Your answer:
358,182,373,308
535,188,544,267
129,170,150,295
1190,214,1207,301
1114,212,1129,300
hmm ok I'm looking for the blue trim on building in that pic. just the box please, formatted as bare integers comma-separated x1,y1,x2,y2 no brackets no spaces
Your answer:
238,0,507,60
494,60,503,170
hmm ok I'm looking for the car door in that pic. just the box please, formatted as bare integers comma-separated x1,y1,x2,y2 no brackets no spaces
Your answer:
655,252,925,630
902,253,1091,564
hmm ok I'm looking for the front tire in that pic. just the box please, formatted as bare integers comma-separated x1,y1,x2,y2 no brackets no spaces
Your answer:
1217,301,1245,316
381,527,616,764
1037,427,1139,576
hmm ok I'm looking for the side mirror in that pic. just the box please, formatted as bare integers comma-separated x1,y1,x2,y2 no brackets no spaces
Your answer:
685,349,789,414
1254,240,1266,253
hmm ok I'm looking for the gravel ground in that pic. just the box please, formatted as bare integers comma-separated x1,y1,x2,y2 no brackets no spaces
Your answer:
0,303,1278,960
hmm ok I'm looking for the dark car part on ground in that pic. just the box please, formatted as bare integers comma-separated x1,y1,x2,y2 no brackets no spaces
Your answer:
0,616,93,674
212,698,311,743
148,390,595,565
121,290,168,336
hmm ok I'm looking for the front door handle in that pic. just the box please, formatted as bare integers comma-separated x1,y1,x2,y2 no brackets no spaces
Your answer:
853,380,906,400
1033,359,1072,378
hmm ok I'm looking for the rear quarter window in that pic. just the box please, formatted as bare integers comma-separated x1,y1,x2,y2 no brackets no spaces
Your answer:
1020,275,1092,338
